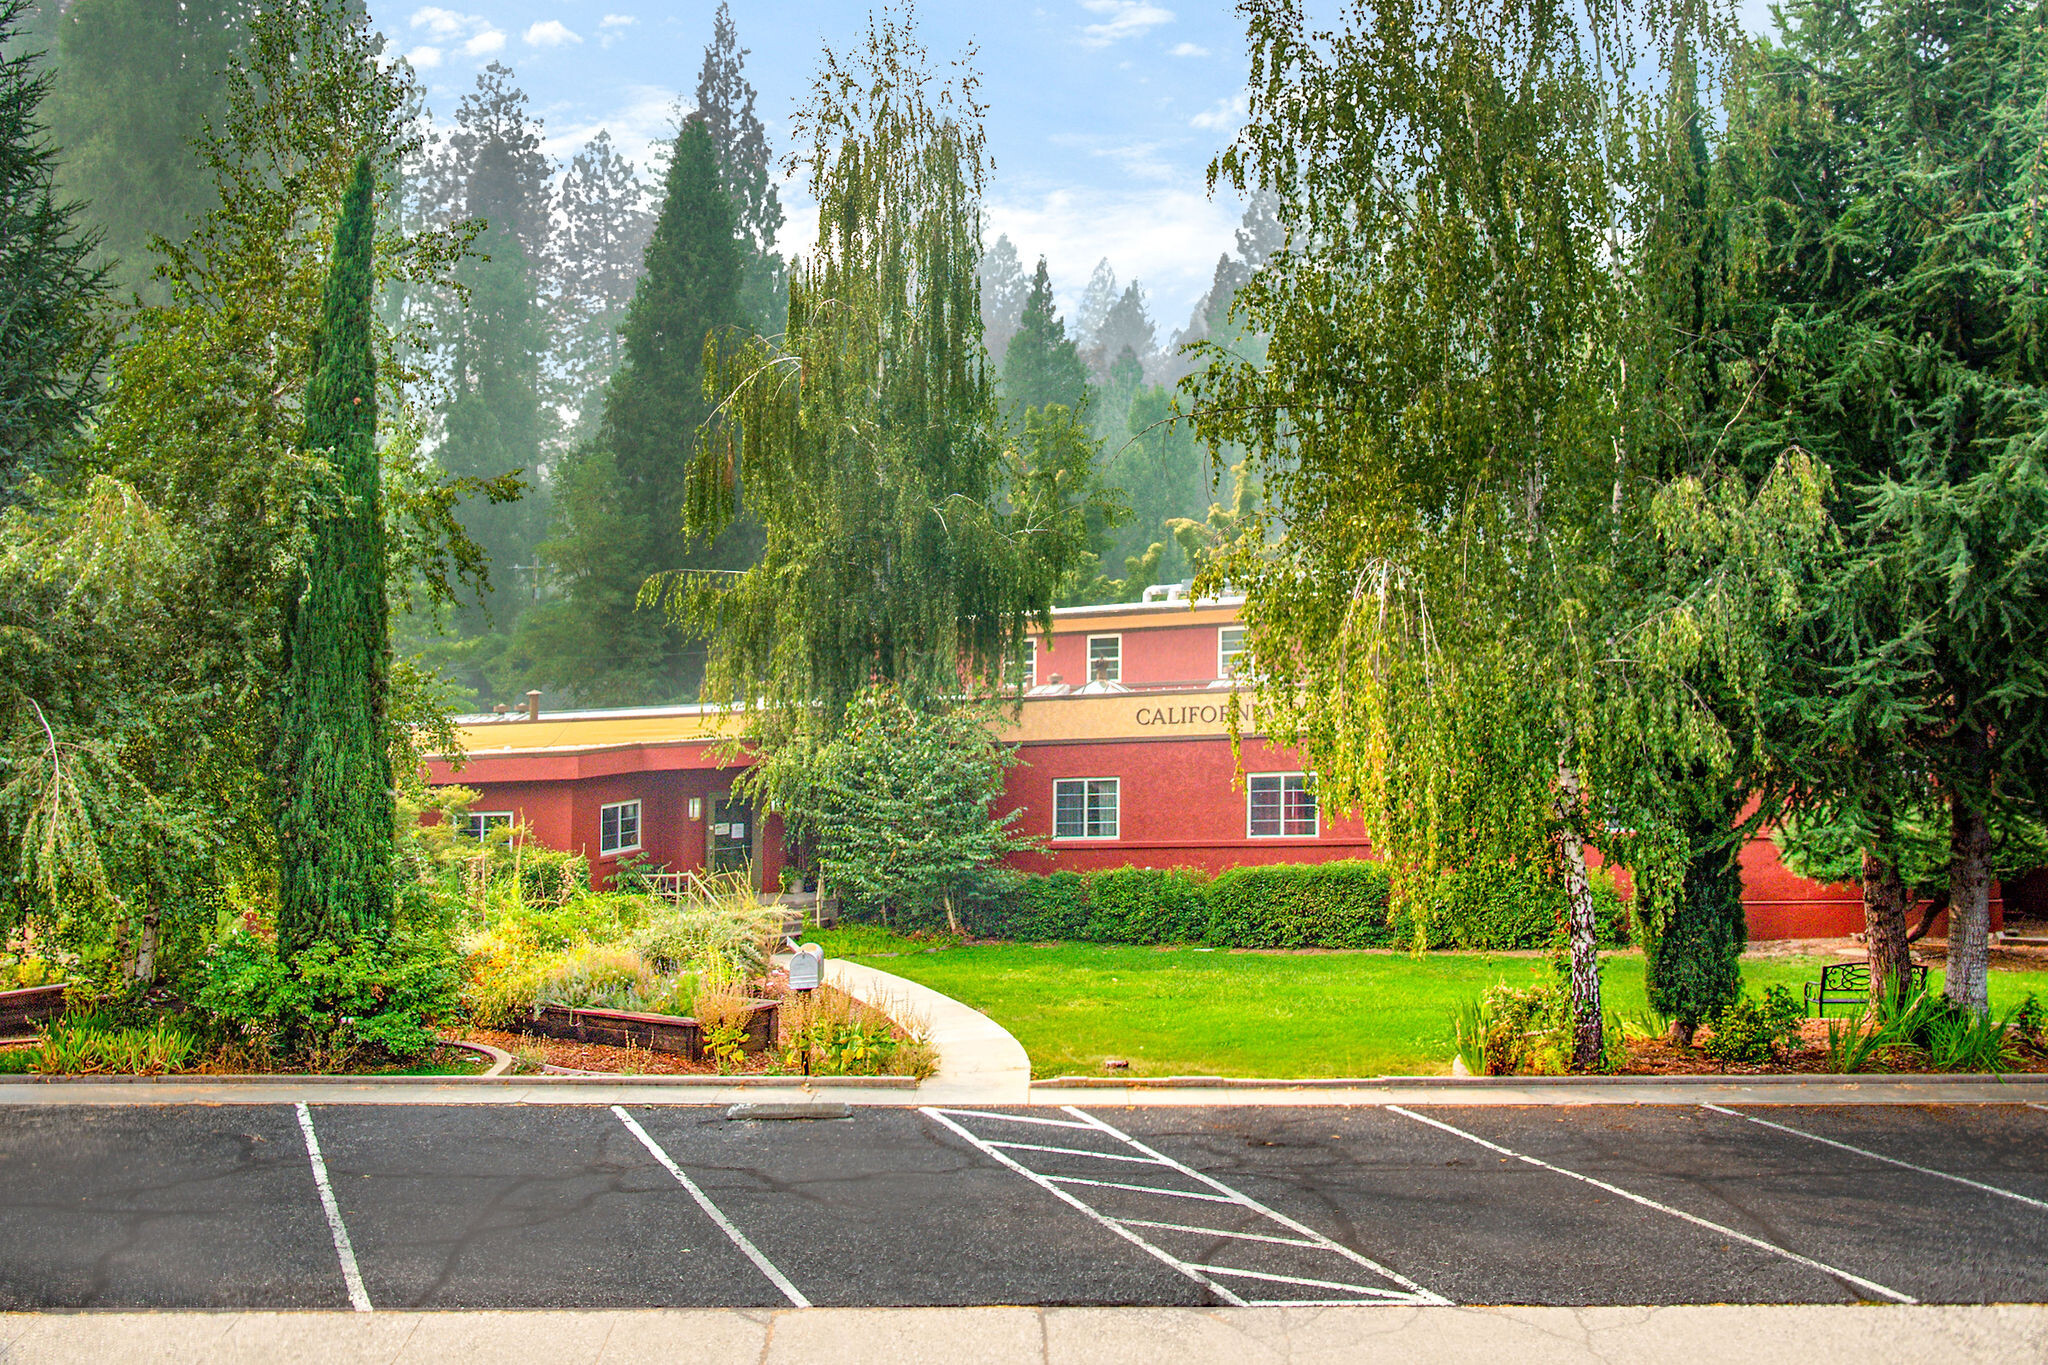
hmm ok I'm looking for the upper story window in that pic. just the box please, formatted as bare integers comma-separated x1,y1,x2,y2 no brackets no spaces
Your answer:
1054,777,1120,839
1087,634,1122,684
465,811,513,840
1248,773,1317,837
600,799,642,855
1219,626,1248,679
1016,635,1037,688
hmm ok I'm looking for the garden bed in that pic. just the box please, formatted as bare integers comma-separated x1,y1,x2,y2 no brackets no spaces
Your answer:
1618,1018,2048,1076
520,998,778,1061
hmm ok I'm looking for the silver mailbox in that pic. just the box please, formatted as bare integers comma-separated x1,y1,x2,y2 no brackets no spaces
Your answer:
787,942,825,991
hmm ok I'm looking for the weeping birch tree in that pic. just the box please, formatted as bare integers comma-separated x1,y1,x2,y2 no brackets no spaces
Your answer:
1190,0,1822,1069
648,10,1111,735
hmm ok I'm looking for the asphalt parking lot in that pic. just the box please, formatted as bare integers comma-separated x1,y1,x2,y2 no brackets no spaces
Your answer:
0,1100,2043,1311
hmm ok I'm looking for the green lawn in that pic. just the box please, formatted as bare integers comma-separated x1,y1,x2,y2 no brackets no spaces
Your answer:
811,928,2048,1078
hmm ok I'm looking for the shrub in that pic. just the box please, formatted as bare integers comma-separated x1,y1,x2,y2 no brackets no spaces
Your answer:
1465,980,1626,1075
531,944,661,1012
193,929,459,1067
1701,986,1804,1064
33,1013,200,1075
1208,861,1401,948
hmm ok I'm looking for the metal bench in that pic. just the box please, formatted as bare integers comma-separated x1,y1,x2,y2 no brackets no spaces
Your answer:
1805,960,1929,1016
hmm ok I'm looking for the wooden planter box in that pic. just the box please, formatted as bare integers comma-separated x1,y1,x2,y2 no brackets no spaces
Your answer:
0,984,66,1034
522,999,779,1061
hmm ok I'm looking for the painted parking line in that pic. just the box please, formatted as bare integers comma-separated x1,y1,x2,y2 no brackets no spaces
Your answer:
1383,1105,1915,1304
925,1106,1448,1308
1701,1103,2048,1213
611,1106,809,1308
294,1103,370,1313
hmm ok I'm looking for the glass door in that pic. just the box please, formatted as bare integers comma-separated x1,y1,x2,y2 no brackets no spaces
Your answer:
708,796,753,878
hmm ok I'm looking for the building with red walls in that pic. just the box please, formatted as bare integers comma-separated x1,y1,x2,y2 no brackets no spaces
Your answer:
423,592,2000,938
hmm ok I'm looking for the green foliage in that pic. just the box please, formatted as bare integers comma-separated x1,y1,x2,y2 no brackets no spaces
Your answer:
657,12,1115,732
0,0,110,496
193,928,459,1066
1470,981,1626,1076
525,116,750,705
1701,986,1803,1064
1001,256,1089,418
755,687,1032,929
276,153,391,958
32,1012,199,1075
1644,807,1747,1031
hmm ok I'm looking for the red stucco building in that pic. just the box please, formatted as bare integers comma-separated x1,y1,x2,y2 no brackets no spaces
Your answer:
424,593,2000,939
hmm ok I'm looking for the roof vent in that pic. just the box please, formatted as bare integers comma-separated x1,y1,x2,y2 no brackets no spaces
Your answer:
1141,581,1194,604
525,690,542,721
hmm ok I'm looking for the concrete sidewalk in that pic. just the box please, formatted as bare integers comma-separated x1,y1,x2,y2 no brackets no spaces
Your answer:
3,1305,2044,1363
823,956,1031,1104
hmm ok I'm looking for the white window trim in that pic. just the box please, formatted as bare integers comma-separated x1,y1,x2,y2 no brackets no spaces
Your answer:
1052,776,1121,840
599,798,643,856
1020,635,1037,688
1085,633,1122,684
1218,625,1248,680
466,810,514,838
1246,772,1318,838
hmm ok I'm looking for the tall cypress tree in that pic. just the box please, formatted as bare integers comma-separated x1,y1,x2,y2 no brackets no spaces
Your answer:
275,153,390,957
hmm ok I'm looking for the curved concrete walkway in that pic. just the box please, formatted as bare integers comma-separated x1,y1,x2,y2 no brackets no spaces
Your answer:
823,958,1031,1104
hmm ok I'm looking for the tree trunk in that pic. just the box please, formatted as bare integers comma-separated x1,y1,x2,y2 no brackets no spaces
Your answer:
1861,849,1912,1013
1945,794,1992,1014
1555,765,1603,1071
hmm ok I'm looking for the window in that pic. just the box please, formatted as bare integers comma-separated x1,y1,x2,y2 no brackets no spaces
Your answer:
1248,773,1317,837
600,799,642,855
465,811,513,840
1053,778,1120,839
1017,635,1037,688
1218,626,1248,679
1086,634,1122,683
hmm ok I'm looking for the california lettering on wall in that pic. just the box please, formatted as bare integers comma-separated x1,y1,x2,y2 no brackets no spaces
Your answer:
1133,701,1248,729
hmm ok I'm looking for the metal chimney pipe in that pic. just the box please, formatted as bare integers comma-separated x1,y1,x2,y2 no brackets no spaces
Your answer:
524,690,541,721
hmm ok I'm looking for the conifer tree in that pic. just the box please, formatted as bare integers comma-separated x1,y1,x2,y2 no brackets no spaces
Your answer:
0,0,109,497
693,2,783,334
1001,257,1088,418
977,233,1027,372
275,153,391,957
523,116,749,704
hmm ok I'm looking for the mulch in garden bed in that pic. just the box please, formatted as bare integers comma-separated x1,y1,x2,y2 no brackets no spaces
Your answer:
1617,1017,2048,1076
457,1025,786,1076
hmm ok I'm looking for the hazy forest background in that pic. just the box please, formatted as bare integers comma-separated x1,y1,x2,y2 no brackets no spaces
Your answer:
2,0,1265,712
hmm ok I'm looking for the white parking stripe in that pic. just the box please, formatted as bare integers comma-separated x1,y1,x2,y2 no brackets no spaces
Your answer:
987,1141,1169,1166
922,1106,1251,1306
294,1103,370,1313
1118,1219,1321,1249
1059,1107,1449,1304
2029,1103,2048,1115
1385,1105,1916,1305
1701,1103,2048,1213
611,1106,809,1308
1044,1175,1239,1202
1202,1265,1417,1298
936,1109,1099,1130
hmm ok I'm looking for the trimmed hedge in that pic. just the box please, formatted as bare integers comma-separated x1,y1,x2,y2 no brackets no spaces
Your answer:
956,860,1627,951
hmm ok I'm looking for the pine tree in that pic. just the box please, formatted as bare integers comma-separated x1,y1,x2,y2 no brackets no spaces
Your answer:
555,130,653,418
36,0,242,303
0,0,109,497
1089,281,1156,383
1073,257,1117,352
521,116,748,704
693,2,783,334
978,233,1028,372
1001,257,1088,417
275,153,391,958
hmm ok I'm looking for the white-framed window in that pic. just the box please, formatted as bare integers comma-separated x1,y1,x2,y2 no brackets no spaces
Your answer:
600,799,642,855
1017,634,1037,687
1086,634,1122,683
1219,625,1248,679
1053,777,1120,839
1248,773,1317,837
465,810,513,840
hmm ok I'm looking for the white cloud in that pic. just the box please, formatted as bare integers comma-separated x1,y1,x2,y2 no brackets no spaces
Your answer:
524,20,582,48
537,85,682,171
598,14,637,49
406,44,444,69
1190,90,1249,131
1079,0,1175,47
410,8,504,60
600,14,636,28
1169,41,1209,57
986,185,1241,334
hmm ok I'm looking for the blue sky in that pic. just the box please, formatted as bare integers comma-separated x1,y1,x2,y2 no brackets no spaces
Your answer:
367,2,1785,336
370,2,1267,336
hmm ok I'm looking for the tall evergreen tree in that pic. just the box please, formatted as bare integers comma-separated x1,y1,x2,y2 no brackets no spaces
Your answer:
0,0,109,498
1072,257,1117,351
693,2,784,334
522,116,750,704
1089,281,1157,383
35,0,243,302
978,233,1028,372
1001,257,1088,417
663,11,1112,727
555,130,653,421
275,153,390,957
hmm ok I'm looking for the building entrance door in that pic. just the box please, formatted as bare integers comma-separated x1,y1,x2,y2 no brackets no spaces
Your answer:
708,796,753,879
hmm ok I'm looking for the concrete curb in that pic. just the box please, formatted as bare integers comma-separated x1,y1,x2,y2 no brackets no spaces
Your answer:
1035,1069,2048,1090
0,1070,916,1088
441,1038,515,1077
